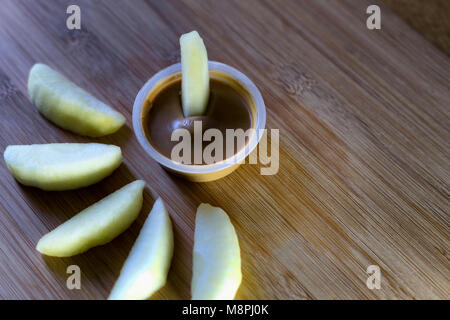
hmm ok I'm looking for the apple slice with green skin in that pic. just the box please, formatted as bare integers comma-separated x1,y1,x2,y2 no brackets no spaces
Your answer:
28,63,125,137
3,143,122,191
192,203,242,300
36,180,145,257
108,197,174,300
180,31,210,117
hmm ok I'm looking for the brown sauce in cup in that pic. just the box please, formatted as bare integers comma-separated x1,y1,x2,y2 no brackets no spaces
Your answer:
142,72,254,165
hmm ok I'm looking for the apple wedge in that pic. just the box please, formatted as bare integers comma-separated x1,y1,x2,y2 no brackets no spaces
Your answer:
28,63,125,137
192,203,242,300
36,180,145,257
180,31,209,117
3,143,122,191
108,197,174,300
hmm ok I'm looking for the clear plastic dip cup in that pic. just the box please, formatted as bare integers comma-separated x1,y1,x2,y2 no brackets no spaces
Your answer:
132,61,266,182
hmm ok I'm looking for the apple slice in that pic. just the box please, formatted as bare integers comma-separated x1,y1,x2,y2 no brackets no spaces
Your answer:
180,31,210,117
36,180,145,257
192,203,242,300
28,63,125,137
3,143,122,191
108,197,174,300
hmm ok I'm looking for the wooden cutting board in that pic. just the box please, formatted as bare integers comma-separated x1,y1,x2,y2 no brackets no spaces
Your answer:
0,0,448,299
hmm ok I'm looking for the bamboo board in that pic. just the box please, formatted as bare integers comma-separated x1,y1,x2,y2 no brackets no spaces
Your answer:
0,0,448,299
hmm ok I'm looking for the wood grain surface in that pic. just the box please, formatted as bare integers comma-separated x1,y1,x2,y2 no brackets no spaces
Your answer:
382,0,450,56
0,0,448,300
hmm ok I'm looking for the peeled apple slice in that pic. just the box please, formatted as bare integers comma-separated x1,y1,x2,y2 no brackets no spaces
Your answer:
192,203,242,300
36,180,145,257
180,31,209,117
28,63,125,137
108,198,174,300
3,143,122,191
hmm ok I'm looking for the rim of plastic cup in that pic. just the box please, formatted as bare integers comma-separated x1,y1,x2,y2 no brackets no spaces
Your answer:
132,61,266,174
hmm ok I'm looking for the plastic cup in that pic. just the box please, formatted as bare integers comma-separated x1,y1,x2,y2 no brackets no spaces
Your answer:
132,61,266,182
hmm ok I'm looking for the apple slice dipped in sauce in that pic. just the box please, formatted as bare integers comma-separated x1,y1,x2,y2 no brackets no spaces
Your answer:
192,204,242,300
28,63,125,137
3,143,122,191
180,31,210,117
109,198,174,300
36,180,145,257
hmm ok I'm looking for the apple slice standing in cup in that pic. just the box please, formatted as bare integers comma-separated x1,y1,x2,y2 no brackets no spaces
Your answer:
180,31,210,117
132,30,266,182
